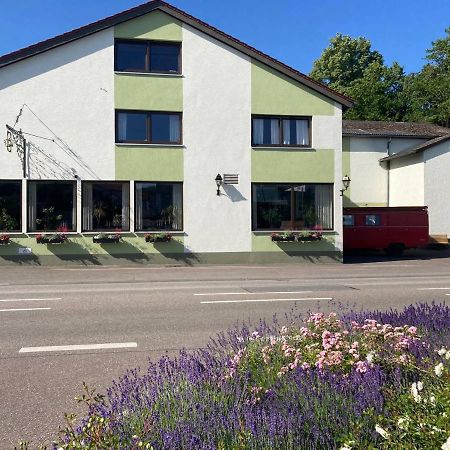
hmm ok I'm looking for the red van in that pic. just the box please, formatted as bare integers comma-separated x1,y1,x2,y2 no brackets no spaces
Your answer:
343,207,429,255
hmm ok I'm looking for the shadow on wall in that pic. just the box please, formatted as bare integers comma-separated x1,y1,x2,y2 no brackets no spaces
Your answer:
273,238,341,263
222,184,247,202
0,34,111,90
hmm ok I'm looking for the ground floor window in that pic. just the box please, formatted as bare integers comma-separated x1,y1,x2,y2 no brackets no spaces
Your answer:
0,180,21,231
28,181,76,231
82,182,129,231
135,182,182,231
252,183,333,230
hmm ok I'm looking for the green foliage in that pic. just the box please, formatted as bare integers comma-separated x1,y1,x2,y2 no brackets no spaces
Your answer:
310,29,450,126
0,207,18,231
310,33,383,91
35,206,63,231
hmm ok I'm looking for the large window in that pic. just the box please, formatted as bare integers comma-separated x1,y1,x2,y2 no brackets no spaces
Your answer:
252,116,310,147
0,181,21,231
135,182,182,231
116,111,182,144
252,183,333,230
28,181,76,231
115,40,181,74
82,182,129,231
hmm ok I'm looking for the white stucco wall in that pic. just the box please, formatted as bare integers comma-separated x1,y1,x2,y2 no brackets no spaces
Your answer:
0,29,115,181
346,137,427,206
332,104,343,251
389,154,424,206
424,140,450,236
182,24,252,253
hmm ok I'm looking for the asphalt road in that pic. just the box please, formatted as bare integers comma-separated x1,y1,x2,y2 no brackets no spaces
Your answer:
1,250,450,448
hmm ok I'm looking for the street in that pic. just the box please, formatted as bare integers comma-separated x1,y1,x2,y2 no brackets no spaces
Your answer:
1,251,450,448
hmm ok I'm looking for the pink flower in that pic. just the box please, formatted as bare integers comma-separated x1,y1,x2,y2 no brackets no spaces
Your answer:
408,326,417,335
355,361,368,373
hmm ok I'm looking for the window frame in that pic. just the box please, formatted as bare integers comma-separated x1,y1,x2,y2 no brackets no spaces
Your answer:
27,180,77,232
251,182,334,231
134,181,183,232
81,181,130,232
251,114,312,148
0,179,22,232
114,38,182,75
115,110,183,145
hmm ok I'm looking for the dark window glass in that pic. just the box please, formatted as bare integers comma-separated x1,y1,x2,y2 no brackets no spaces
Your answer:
0,181,21,231
343,215,354,226
136,182,182,231
151,113,181,143
117,112,148,142
83,183,129,231
150,43,180,73
252,184,333,230
115,41,147,72
29,181,75,231
282,119,309,146
365,215,381,226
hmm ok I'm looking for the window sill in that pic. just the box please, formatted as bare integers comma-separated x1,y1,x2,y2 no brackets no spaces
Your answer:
134,231,184,235
252,146,313,150
115,71,183,78
115,143,185,148
252,230,336,234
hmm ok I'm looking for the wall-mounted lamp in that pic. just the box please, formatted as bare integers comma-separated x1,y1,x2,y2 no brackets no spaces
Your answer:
215,173,223,196
340,174,351,196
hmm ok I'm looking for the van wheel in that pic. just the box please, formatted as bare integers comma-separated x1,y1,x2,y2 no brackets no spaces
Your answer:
385,243,405,256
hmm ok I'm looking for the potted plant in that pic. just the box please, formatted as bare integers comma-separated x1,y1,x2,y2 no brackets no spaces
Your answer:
298,226,324,242
36,225,69,244
0,233,10,245
271,232,296,242
93,231,121,244
144,233,173,243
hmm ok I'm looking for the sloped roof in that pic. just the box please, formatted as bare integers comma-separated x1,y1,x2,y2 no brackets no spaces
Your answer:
343,120,450,138
380,134,450,162
0,0,353,108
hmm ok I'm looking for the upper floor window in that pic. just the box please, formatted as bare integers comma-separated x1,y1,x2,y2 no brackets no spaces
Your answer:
115,40,181,74
116,110,182,145
252,116,311,147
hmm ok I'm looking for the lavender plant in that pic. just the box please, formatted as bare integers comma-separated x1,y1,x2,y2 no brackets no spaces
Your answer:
17,303,450,450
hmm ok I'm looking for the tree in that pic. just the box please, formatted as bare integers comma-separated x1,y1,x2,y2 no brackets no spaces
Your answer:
310,34,383,91
344,62,408,121
404,28,450,126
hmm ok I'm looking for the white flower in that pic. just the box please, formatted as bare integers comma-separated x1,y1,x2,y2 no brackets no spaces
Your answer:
366,351,376,364
430,395,436,404
438,347,447,356
411,382,422,403
339,445,352,450
435,362,444,377
446,351,450,360
417,380,424,391
375,424,389,439
397,417,408,430
441,436,450,450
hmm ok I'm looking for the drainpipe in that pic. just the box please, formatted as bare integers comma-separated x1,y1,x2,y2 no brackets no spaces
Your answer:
386,138,391,206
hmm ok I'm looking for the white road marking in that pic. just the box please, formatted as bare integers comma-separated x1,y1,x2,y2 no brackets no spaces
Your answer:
201,297,332,304
0,307,51,312
0,297,61,302
19,342,138,353
194,291,313,296
417,287,450,290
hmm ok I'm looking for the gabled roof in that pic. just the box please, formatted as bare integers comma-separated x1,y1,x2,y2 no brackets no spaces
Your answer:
0,0,353,108
380,134,450,162
343,120,450,138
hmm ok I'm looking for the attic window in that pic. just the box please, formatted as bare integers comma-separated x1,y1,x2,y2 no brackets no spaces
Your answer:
115,39,181,74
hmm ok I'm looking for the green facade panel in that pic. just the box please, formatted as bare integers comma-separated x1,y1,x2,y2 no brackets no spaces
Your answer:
252,149,334,182
115,146,183,181
252,62,335,116
114,10,182,41
115,74,183,111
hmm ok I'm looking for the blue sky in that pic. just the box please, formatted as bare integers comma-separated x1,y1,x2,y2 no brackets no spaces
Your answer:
1,0,449,74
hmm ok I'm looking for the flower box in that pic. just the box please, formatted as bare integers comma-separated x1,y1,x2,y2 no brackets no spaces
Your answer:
0,234,11,245
145,233,173,243
271,233,296,242
36,234,68,244
93,234,121,244
271,231,324,243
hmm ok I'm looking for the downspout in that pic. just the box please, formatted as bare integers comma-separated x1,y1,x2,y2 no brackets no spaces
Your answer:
386,138,391,206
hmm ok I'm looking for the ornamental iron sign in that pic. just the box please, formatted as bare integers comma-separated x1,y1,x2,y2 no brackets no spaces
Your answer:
4,124,27,178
